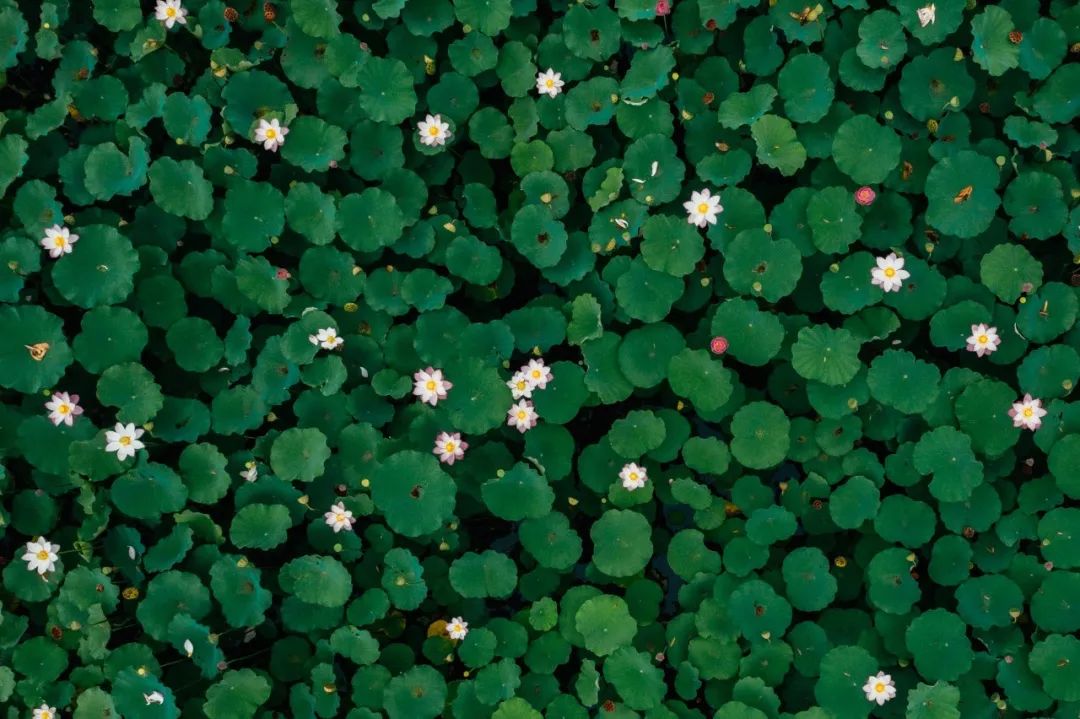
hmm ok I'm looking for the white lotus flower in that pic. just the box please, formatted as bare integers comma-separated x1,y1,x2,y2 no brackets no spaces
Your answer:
32,705,57,719
871,253,910,293
413,367,452,406
240,462,258,482
507,400,538,433
183,639,194,657
965,323,1001,357
40,224,78,259
22,537,59,575
434,431,467,465
154,0,187,28
521,358,553,390
324,502,354,533
683,189,723,228
507,371,534,400
619,462,648,491
916,3,936,27
862,672,897,705
308,327,343,350
105,422,146,461
418,114,451,147
45,391,84,427
1009,394,1047,431
144,691,165,705
446,616,469,640
535,68,565,98
254,118,288,152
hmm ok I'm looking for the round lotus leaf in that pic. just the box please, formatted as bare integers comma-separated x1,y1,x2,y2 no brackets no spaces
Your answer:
590,509,652,577
730,401,790,470
371,451,456,538
575,594,636,656
906,609,973,681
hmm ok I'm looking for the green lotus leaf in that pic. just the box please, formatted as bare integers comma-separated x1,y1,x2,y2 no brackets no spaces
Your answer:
899,49,975,121
668,348,734,413
971,6,1020,76
856,10,907,70
710,298,785,367
51,225,139,308
575,594,636,656
622,45,676,100
979,243,1043,302
482,463,555,521
616,258,684,323
718,84,777,129
779,53,835,122
449,550,518,599
1003,171,1067,240
640,215,704,277
279,555,351,607
731,402,790,470
603,646,665,709
371,450,456,537
1016,282,1078,344
751,114,807,176
832,115,901,184
147,157,214,220
590,509,652,577
84,138,149,200
791,325,861,387
279,116,347,172
906,609,973,681
723,229,802,301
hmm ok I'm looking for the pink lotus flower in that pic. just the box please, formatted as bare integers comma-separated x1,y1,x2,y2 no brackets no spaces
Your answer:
433,432,467,465
45,392,84,427
854,186,876,206
1009,394,1047,431
965,323,1001,357
710,337,729,355
413,367,452,406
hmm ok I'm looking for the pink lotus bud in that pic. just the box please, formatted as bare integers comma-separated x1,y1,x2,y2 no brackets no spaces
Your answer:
655,0,671,15
854,186,876,206
710,337,729,355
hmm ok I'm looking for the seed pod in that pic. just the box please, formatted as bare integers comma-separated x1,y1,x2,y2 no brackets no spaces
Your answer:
224,6,238,21
263,2,276,21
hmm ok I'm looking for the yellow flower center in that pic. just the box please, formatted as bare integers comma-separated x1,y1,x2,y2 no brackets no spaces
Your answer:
516,381,527,390
884,267,896,277
874,682,885,693
428,126,441,136
545,79,554,88
335,513,345,522
55,237,66,247
166,7,176,16
37,550,51,560
517,411,527,420
531,370,541,379
42,713,53,719
697,203,709,214
58,404,70,414
978,335,988,343
629,472,638,481
1023,408,1033,418
265,128,277,139
444,441,456,452
426,380,436,390
119,436,132,446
